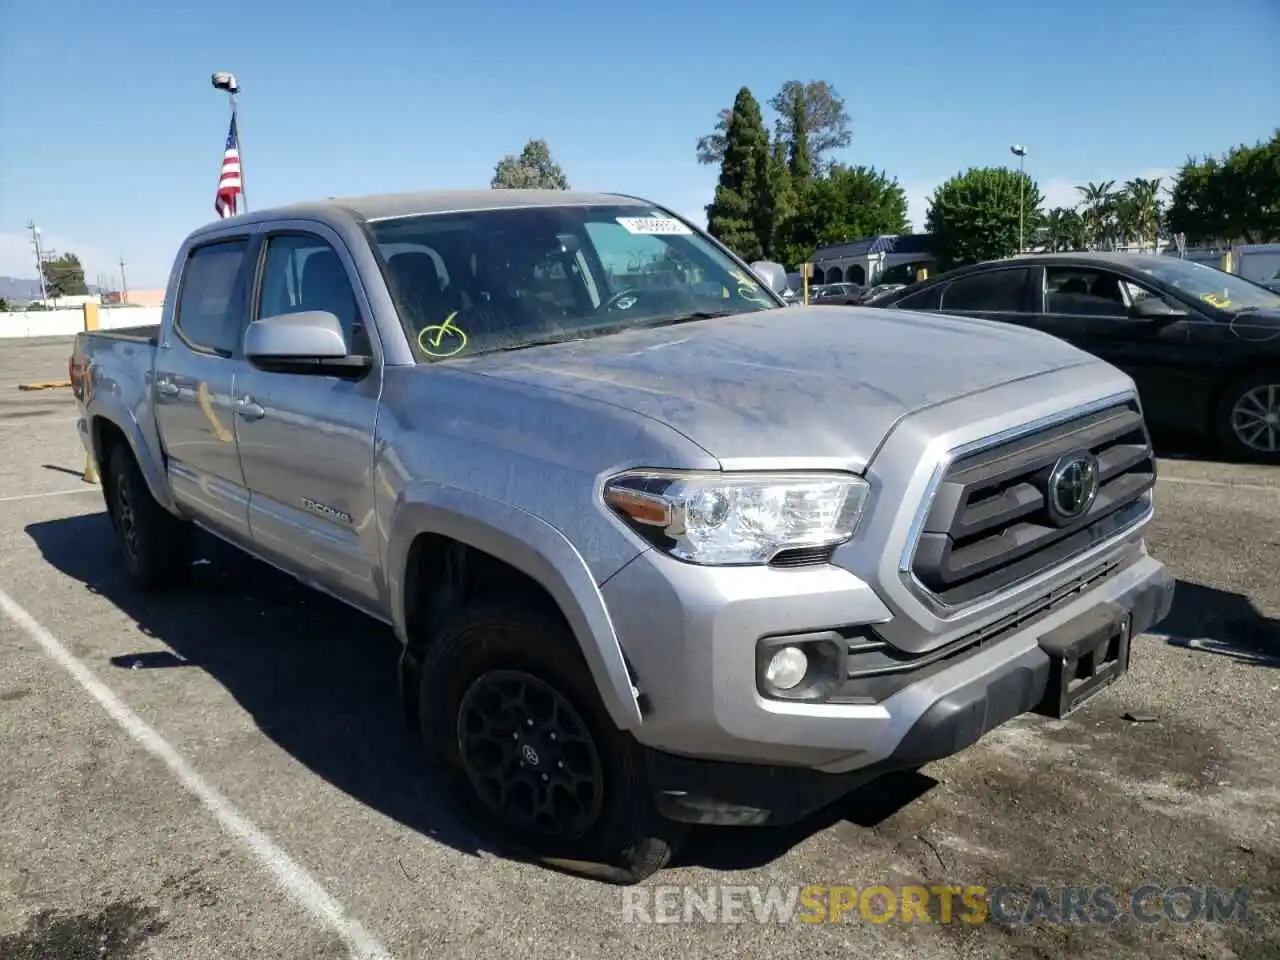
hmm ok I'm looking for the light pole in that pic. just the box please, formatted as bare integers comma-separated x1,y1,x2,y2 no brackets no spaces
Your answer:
211,71,246,213
1010,144,1028,254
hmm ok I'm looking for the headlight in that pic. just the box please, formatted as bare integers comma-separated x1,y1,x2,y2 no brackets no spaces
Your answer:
602,470,869,566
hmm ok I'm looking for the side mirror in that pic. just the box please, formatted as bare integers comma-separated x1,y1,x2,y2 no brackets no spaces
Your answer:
1129,296,1188,320
243,311,371,377
749,260,788,296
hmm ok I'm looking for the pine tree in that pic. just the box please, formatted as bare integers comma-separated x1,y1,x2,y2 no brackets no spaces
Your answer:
706,87,770,262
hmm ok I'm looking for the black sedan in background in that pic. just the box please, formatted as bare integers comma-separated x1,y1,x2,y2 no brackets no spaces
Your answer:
871,253,1280,463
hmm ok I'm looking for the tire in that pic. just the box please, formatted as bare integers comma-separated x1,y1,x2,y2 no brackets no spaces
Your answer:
417,603,685,883
103,444,193,590
1214,371,1280,465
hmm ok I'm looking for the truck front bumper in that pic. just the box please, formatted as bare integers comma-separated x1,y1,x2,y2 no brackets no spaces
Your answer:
600,541,1174,826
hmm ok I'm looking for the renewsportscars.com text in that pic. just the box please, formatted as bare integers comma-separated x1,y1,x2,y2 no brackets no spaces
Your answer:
621,884,1250,926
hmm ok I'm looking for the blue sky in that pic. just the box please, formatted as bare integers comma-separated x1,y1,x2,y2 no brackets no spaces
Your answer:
1,0,1277,288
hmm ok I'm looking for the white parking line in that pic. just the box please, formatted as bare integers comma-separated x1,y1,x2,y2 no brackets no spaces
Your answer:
0,488,100,504
0,586,394,960
1160,475,1279,493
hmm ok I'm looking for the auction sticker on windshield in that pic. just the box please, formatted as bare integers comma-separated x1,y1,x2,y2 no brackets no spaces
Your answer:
617,216,693,235
1201,292,1232,309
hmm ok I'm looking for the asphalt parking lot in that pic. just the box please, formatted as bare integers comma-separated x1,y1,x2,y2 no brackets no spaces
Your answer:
0,336,1276,960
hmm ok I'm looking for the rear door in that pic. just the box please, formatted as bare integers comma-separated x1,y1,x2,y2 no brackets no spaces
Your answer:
153,236,255,545
936,267,1036,325
1035,264,1198,431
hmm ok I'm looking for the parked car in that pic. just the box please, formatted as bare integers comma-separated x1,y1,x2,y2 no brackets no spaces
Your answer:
810,282,863,305
859,282,907,304
70,191,1172,883
871,252,1280,463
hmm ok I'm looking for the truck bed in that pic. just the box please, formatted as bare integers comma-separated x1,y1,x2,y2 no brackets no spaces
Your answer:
87,324,160,344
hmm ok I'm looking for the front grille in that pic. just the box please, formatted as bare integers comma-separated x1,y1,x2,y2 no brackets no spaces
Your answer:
909,400,1154,607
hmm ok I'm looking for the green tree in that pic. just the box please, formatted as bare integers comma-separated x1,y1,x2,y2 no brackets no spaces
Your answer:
1041,207,1086,252
1075,181,1116,249
925,167,1045,270
1123,177,1164,251
490,139,570,190
768,81,850,173
783,88,813,181
697,80,851,172
0,298,9,312
1166,131,1280,245
705,86,771,262
41,253,89,298
776,166,908,269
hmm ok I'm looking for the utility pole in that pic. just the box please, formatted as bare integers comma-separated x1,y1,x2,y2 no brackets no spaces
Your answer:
119,256,129,304
26,221,49,303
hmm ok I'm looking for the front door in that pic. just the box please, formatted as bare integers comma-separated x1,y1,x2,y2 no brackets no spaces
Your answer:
1035,265,1197,432
233,224,384,614
153,236,254,545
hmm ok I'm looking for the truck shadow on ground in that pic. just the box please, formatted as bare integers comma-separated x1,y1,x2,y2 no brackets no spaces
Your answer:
1152,579,1280,668
25,511,487,863
25,512,915,876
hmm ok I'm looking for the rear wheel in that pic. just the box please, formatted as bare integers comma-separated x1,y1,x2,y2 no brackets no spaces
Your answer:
417,603,684,883
104,444,193,590
1215,371,1280,464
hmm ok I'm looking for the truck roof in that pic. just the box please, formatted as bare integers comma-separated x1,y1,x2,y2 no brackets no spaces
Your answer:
195,189,652,233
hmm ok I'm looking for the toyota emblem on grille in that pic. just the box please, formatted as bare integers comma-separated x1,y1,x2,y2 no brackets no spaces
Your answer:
1047,452,1100,524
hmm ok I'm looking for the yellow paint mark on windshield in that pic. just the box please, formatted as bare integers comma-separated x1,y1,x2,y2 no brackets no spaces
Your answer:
1201,292,1232,309
727,268,773,308
418,311,468,359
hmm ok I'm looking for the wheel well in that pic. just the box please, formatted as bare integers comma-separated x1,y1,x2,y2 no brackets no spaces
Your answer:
92,417,128,476
401,533,568,657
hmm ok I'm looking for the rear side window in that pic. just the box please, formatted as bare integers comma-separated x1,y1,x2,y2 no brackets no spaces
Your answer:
175,240,249,354
892,285,943,310
941,268,1031,312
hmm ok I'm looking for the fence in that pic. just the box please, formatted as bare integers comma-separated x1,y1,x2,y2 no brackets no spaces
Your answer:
1,305,162,339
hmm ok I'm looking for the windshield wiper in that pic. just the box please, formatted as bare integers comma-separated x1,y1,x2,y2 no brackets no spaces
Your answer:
636,310,738,330
486,334,589,354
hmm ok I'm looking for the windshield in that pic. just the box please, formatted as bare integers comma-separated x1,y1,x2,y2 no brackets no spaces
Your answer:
1135,258,1280,313
367,204,781,362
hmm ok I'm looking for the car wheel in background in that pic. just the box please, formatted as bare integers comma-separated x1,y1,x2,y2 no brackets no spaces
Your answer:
1215,371,1280,465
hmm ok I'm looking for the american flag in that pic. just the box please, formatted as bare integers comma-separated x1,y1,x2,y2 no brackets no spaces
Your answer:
214,113,242,218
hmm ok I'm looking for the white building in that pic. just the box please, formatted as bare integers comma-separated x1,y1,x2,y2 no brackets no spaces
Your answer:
807,234,938,287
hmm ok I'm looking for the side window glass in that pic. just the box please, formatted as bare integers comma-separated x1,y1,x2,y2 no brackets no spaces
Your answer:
941,269,1030,312
259,234,370,356
175,240,248,354
894,286,942,310
1044,267,1127,318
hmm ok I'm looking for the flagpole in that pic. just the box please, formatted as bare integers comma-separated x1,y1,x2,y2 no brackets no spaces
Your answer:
229,90,247,214
212,71,246,215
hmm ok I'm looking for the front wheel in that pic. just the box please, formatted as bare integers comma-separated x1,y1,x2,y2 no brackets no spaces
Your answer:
417,603,684,883
1215,372,1280,464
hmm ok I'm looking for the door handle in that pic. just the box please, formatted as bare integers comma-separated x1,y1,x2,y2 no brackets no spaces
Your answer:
235,397,266,421
156,380,180,397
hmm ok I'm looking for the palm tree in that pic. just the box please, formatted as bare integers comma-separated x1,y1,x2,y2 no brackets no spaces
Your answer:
1076,181,1116,250
1123,177,1163,252
1043,207,1087,252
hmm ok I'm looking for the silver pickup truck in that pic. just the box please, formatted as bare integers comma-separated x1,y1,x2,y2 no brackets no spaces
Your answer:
71,189,1174,882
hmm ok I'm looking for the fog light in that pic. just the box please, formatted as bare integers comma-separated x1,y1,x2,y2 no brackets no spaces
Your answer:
765,646,809,691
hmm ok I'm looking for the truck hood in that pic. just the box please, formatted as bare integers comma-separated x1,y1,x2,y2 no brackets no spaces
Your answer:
452,306,1095,467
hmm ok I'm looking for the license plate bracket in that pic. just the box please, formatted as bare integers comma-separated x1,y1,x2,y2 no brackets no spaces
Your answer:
1034,601,1132,719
